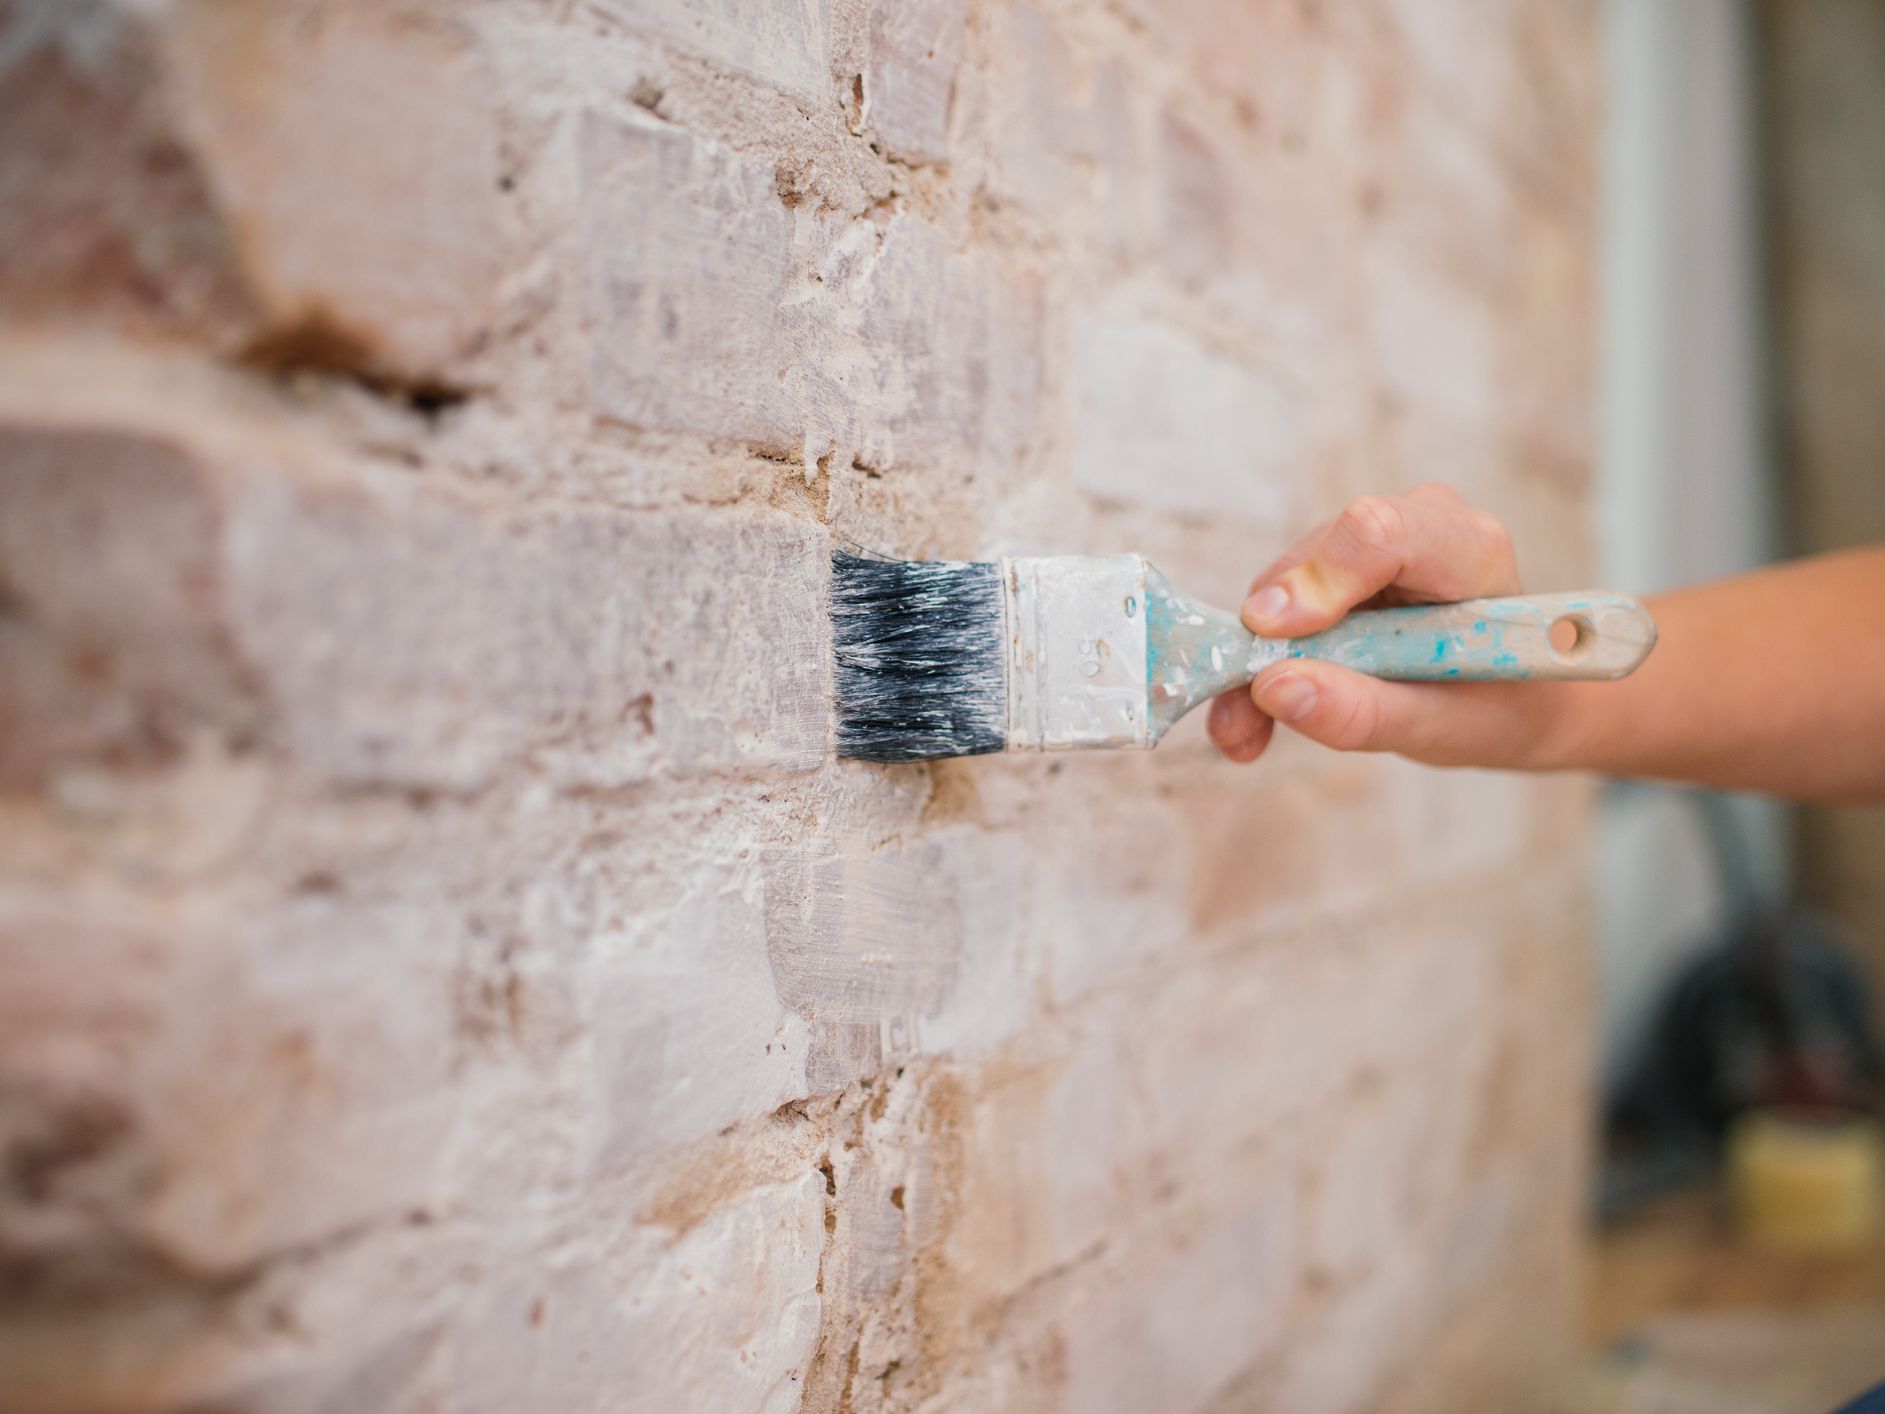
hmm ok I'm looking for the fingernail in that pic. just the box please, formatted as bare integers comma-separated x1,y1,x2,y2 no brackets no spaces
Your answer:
1244,584,1289,628
1257,672,1318,722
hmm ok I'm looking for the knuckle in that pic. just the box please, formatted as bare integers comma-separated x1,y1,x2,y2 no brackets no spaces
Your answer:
1337,496,1405,556
1468,508,1515,555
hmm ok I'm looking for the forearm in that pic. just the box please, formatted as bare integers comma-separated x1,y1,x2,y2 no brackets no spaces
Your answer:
1540,548,1885,801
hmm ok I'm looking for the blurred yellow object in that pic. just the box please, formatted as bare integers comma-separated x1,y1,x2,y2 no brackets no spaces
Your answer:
1728,1109,1885,1254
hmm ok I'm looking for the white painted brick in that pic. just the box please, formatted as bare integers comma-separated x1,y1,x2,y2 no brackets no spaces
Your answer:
1060,1186,1297,1414
1379,0,1514,136
1158,108,1233,288
582,109,797,446
1365,236,1499,429
1069,289,1300,529
0,0,254,340
1271,1245,1421,1414
0,888,458,1278
224,476,831,789
918,829,1047,1058
949,1005,1149,1303
1306,1063,1486,1284
164,2,506,383
0,425,263,785
764,839,963,1028
594,869,811,1166
866,0,967,164
1036,823,1194,1005
598,0,830,105
856,215,1041,468
981,4,1093,215
1133,923,1499,1178
453,1173,825,1413
1386,760,1532,878
1,402,832,799
583,110,1039,467
761,825,1039,1063
1432,1166,1522,1313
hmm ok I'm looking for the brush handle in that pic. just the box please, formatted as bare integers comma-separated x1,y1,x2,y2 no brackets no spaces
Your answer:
1143,567,1657,741
1285,591,1655,681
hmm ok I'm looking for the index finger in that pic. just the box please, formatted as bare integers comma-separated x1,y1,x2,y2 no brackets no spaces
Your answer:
1241,491,1520,637
1246,484,1467,596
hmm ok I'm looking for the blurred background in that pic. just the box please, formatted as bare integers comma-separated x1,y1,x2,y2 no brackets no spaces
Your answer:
1586,0,1885,1408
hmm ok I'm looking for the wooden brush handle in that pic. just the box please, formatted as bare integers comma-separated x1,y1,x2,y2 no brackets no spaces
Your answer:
1287,591,1656,681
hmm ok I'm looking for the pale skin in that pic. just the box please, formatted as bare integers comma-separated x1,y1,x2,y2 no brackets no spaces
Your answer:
1205,483,1885,804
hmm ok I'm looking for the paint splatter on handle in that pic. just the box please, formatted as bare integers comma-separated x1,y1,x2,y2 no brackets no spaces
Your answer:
1288,591,1657,682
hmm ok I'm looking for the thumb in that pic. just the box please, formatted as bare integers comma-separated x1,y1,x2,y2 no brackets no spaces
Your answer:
1249,661,1550,767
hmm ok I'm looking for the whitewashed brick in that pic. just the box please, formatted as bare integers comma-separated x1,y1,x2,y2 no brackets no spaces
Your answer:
166,2,505,383
1158,108,1232,287
595,870,811,1166
598,0,830,105
1035,824,1194,1005
582,109,797,447
951,1007,1146,1299
224,478,831,789
454,1173,825,1413
866,0,967,164
1133,950,1318,1164
1133,921,1500,1181
1432,1166,1522,1312
0,1,504,383
1387,760,1532,877
1379,0,1514,136
1060,1187,1297,1414
583,111,1039,467
0,889,458,1278
0,417,831,791
1272,1245,1421,1414
0,0,253,339
764,840,963,1028
856,215,1041,468
1069,289,1300,528
0,425,263,785
760,825,1039,1063
1308,1078,1441,1281
981,4,1092,215
918,829,1045,1058
1365,236,1499,429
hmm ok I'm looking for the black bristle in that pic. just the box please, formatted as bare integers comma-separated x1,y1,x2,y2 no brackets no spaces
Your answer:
831,553,1007,762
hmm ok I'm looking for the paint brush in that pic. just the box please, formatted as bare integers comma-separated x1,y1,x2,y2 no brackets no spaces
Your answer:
830,553,1656,761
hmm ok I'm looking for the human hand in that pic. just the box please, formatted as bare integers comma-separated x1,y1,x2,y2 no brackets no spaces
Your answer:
1205,484,1565,769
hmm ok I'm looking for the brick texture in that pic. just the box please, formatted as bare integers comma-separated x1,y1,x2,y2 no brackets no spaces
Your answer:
0,0,1600,1410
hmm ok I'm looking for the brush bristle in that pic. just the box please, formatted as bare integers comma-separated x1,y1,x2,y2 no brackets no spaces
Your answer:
830,553,1007,762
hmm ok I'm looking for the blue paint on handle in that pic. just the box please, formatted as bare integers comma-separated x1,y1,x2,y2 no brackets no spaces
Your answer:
1286,601,1561,681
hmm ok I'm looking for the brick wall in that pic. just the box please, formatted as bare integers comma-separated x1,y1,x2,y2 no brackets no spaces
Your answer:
0,1,1600,1410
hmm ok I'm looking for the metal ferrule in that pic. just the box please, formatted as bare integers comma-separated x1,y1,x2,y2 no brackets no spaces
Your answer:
1001,556,1153,751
